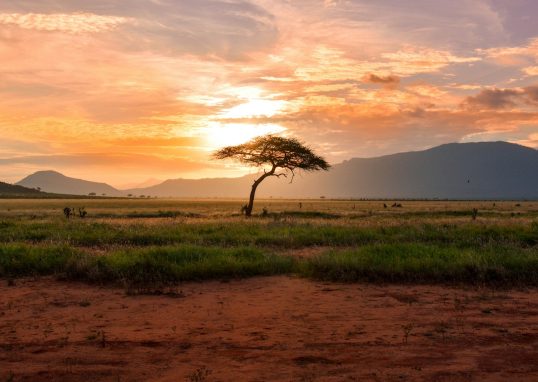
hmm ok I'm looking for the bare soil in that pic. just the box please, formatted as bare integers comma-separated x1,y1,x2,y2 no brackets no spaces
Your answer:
1,277,537,382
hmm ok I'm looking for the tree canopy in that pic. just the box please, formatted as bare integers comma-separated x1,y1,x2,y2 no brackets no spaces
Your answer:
213,135,330,216
214,135,329,175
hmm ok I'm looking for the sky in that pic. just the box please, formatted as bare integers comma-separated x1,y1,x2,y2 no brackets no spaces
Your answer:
0,0,537,187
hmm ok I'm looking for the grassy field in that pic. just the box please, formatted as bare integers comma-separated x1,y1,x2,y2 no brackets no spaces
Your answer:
0,198,537,286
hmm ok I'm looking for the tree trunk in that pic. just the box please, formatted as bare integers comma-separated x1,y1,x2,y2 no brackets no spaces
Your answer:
245,169,273,216
245,184,257,217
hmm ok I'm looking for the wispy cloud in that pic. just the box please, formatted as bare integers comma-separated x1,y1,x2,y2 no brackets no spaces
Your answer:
0,12,129,33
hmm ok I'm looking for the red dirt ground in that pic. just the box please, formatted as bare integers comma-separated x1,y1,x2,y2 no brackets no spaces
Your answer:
1,277,537,381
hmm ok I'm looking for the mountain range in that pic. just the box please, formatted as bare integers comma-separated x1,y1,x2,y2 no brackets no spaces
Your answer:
17,170,123,197
0,181,46,197
13,141,538,199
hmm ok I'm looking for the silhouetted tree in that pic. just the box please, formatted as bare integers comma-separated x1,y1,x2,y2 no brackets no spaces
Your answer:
213,135,330,216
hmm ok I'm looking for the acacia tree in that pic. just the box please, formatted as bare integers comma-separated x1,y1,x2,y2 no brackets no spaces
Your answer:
213,135,330,216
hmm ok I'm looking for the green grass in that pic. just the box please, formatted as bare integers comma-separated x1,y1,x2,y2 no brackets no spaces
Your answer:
0,199,536,286
81,246,294,283
0,244,295,284
1,242,537,286
0,220,536,248
300,243,538,285
0,244,81,277
95,210,202,219
273,210,341,219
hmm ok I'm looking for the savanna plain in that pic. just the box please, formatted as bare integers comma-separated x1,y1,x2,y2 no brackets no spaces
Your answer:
1,199,537,381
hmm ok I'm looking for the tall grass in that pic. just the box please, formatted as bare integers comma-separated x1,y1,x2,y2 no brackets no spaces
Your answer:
1,243,537,286
77,246,295,283
0,244,294,283
0,220,536,248
300,243,538,285
0,244,80,276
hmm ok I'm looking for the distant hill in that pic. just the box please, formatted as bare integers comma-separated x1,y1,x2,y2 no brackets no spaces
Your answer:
266,141,538,199
127,141,538,199
16,170,123,197
125,176,252,198
0,181,46,197
119,178,162,190
14,142,538,199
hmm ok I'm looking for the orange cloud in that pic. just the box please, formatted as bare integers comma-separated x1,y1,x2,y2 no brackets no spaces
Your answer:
0,12,129,33
463,86,538,110
524,66,538,76
381,46,480,75
363,73,400,87
478,38,538,67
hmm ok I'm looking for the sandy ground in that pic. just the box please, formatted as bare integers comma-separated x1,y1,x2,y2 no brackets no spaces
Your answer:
1,277,537,382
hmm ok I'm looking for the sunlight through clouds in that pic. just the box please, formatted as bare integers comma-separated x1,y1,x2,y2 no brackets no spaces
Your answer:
0,0,537,184
203,122,286,148
221,99,287,119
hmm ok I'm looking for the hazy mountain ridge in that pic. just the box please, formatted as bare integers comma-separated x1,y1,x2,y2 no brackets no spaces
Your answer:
17,170,123,197
14,142,538,199
0,181,46,196
278,141,538,199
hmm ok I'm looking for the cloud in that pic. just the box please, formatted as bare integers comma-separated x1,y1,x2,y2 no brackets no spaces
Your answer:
0,1,278,60
104,136,201,148
0,152,206,170
478,37,538,66
0,138,52,156
525,85,538,103
513,132,538,149
362,73,400,89
287,0,507,50
363,73,399,84
463,86,538,110
463,88,522,109
380,46,480,75
488,0,538,44
0,12,129,33
523,66,538,76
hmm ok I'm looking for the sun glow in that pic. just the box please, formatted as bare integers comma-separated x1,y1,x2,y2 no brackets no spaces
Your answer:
221,99,287,119
200,86,288,148
204,122,286,148
217,86,287,119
